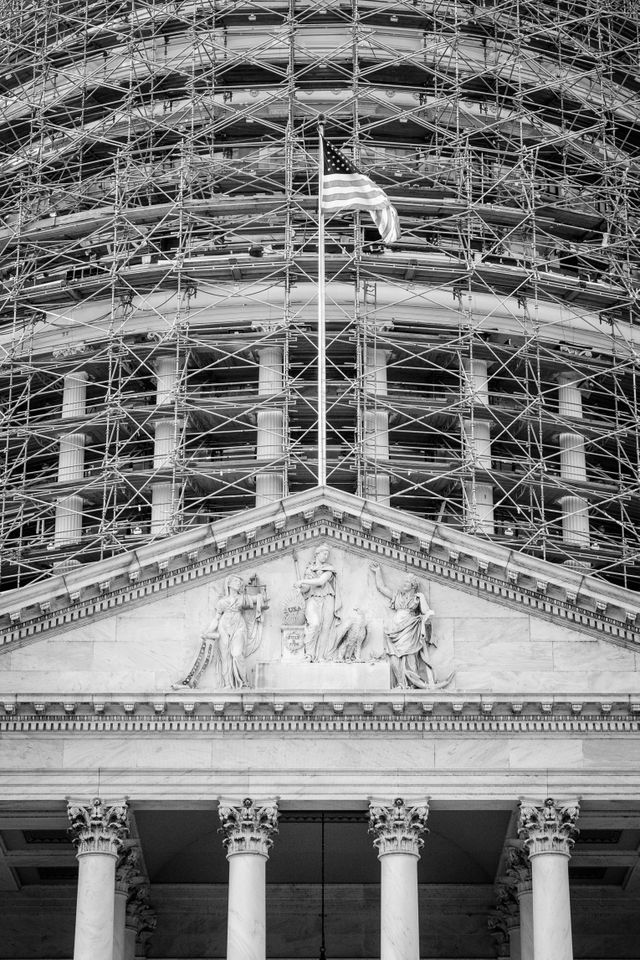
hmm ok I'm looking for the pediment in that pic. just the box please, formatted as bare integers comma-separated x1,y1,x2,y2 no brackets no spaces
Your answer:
0,488,639,706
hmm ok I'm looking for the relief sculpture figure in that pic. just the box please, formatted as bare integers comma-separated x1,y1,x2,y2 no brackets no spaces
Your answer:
175,574,266,689
295,545,342,661
370,562,443,689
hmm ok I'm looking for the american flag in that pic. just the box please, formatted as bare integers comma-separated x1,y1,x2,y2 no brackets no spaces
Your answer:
320,137,401,245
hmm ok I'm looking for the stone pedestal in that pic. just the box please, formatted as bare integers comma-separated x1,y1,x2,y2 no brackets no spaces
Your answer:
218,798,279,960
255,660,391,691
369,798,429,960
519,798,580,960
67,799,129,960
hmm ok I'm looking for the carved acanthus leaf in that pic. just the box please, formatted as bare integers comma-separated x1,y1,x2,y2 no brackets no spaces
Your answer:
67,797,129,856
369,797,429,856
126,885,156,953
116,846,143,892
518,798,580,857
218,797,279,857
505,843,532,891
487,910,510,958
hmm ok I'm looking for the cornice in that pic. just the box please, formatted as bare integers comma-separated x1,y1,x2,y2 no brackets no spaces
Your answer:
0,488,639,651
1,694,640,734
1,714,639,735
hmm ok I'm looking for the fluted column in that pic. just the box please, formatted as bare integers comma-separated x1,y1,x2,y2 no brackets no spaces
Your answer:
152,355,180,535
557,372,589,548
218,798,279,960
255,335,285,506
363,347,391,504
506,845,534,960
519,799,580,960
55,371,89,545
369,798,429,960
462,357,494,533
67,798,129,960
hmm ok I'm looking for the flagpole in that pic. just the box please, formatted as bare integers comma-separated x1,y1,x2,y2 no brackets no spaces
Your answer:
317,118,327,488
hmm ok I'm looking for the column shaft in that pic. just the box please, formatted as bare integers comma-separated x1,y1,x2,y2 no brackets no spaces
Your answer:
55,371,89,546
463,357,490,405
219,799,278,960
508,923,522,960
55,494,85,545
124,925,137,960
519,883,534,960
152,355,180,534
62,371,89,419
227,851,267,960
256,345,284,505
113,886,127,960
67,799,128,960
74,852,118,960
380,852,420,960
531,854,573,960
364,347,390,504
369,799,429,960
519,799,579,960
558,494,590,547
462,358,494,533
155,355,177,406
557,373,589,549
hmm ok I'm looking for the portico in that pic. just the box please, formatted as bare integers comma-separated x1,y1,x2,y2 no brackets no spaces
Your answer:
1,488,640,959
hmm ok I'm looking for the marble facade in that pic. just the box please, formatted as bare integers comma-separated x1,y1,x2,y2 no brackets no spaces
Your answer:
0,488,640,959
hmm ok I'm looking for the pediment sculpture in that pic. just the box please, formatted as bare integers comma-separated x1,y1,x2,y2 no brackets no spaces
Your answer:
174,573,267,690
370,562,452,690
172,548,453,691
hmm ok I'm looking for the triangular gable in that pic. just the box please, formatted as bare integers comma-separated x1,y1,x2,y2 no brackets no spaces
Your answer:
0,487,638,653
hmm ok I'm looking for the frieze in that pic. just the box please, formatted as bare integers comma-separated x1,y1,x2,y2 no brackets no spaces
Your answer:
0,488,639,655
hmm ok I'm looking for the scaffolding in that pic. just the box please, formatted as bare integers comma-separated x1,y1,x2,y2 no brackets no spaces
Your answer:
0,0,638,591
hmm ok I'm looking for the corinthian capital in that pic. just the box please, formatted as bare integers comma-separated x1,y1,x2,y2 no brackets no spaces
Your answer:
369,798,429,856
126,885,156,955
518,798,580,858
67,797,129,857
218,798,279,858
505,843,532,894
116,846,143,894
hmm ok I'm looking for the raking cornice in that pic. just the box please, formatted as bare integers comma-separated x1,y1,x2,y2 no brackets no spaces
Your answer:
0,487,638,651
